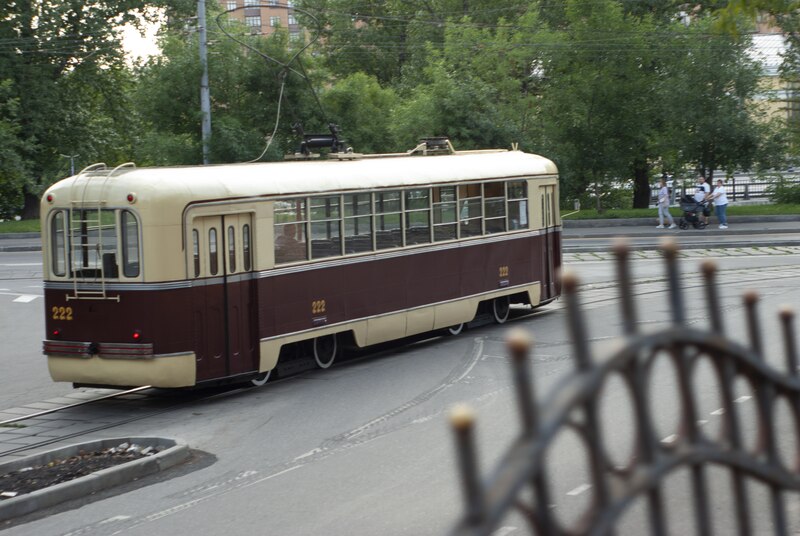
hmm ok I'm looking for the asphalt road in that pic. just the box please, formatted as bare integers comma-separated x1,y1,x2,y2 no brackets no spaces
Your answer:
1,241,800,534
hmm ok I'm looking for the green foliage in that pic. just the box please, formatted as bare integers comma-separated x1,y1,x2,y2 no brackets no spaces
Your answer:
767,178,800,204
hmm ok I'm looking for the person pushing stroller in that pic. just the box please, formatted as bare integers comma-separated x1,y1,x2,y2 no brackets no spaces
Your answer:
678,176,711,230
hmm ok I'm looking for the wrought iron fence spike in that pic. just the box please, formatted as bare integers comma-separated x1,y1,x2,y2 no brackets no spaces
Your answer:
778,306,798,377
743,290,763,359
613,238,637,336
507,328,538,435
660,237,684,325
701,259,724,334
450,403,485,525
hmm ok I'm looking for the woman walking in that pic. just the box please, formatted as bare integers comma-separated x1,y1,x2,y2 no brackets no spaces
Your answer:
656,178,676,229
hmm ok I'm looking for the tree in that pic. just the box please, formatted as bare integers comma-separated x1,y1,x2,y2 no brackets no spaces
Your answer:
0,1,194,218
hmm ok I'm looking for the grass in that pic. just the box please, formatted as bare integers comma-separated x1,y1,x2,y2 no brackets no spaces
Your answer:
561,203,800,220
0,219,40,234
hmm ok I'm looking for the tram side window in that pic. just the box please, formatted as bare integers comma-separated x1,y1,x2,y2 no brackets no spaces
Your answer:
51,210,67,276
310,196,342,259
242,224,251,271
209,228,218,275
120,210,140,277
375,191,402,249
192,230,201,277
458,184,482,238
433,186,457,241
484,182,506,234
274,198,308,264
507,181,528,230
227,225,236,273
405,188,431,245
344,193,373,254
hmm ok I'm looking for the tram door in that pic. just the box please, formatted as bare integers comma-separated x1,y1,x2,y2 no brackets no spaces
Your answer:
541,185,557,301
190,214,259,382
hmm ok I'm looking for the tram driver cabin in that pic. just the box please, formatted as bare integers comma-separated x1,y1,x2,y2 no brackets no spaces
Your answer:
40,146,562,389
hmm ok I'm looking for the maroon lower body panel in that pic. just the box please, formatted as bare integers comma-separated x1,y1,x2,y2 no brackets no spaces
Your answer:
44,231,561,384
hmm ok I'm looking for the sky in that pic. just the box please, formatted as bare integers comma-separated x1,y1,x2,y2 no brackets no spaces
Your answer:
120,10,163,63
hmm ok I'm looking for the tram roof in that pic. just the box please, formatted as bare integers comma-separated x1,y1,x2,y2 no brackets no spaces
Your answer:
50,150,558,202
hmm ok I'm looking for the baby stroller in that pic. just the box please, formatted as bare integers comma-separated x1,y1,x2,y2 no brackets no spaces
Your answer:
678,194,707,229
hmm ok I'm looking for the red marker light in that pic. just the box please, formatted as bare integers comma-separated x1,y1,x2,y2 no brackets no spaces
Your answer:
127,193,136,204
132,330,141,341
46,194,54,203
52,329,60,337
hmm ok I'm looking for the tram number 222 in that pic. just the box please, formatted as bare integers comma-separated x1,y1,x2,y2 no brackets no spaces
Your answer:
311,299,327,315
52,306,74,321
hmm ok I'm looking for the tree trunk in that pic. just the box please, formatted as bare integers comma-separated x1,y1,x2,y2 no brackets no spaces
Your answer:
632,159,651,208
21,191,39,221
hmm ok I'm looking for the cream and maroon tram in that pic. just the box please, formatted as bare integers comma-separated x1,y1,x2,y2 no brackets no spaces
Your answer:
40,146,561,388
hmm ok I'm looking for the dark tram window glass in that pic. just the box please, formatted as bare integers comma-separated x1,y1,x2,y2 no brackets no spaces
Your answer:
458,184,482,238
227,225,236,273
433,186,457,242
51,211,67,276
375,191,402,249
120,210,140,277
242,224,251,271
310,195,342,259
507,181,528,230
405,188,431,245
484,182,506,235
209,228,218,275
274,198,308,264
192,229,200,278
344,193,373,254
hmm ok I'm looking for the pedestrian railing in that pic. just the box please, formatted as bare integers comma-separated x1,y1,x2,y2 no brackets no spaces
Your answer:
651,176,800,204
449,238,800,535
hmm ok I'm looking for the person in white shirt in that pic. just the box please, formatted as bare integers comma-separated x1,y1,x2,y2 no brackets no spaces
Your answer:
656,177,676,229
709,179,729,229
694,176,711,224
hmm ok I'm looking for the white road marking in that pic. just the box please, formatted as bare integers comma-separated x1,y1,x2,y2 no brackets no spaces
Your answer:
734,396,752,404
697,419,708,426
293,448,323,461
0,263,41,267
661,434,678,444
492,527,518,536
101,516,131,524
13,294,39,303
566,483,592,496
711,408,725,416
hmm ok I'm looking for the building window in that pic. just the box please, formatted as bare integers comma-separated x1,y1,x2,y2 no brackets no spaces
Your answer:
288,14,297,25
268,0,278,5
270,16,280,27
290,30,302,42
244,0,258,6
226,1,237,11
245,16,261,28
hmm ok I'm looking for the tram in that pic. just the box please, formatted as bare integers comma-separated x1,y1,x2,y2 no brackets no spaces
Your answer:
40,141,561,388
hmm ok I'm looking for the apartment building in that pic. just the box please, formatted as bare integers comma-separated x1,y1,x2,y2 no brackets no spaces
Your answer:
221,0,303,40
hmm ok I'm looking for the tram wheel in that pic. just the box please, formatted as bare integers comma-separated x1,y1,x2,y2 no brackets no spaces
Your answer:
249,370,271,387
492,296,511,324
447,323,465,336
313,334,338,369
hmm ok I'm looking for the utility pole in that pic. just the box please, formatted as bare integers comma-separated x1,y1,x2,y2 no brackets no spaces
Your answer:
198,0,212,165
60,154,79,176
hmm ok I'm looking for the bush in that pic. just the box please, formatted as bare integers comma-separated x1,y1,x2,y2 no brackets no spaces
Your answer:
767,178,800,204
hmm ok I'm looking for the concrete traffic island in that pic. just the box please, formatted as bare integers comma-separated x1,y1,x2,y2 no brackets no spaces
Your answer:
0,437,189,522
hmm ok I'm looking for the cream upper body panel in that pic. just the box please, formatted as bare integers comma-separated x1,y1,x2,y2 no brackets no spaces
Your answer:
43,151,558,216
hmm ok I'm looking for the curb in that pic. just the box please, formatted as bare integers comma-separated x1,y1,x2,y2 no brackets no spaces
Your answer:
562,215,800,228
0,437,189,522
564,239,800,254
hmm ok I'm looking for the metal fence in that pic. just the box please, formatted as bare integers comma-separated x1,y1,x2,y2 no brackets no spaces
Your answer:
449,238,800,535
652,175,800,204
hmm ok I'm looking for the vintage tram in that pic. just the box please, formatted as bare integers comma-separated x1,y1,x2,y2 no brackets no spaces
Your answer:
40,144,561,388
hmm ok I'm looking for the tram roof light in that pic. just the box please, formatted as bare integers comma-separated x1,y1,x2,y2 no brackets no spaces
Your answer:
46,194,54,203
127,193,136,204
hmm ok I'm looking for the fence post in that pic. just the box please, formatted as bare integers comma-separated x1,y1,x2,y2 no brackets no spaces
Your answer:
731,177,736,202
744,183,750,200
